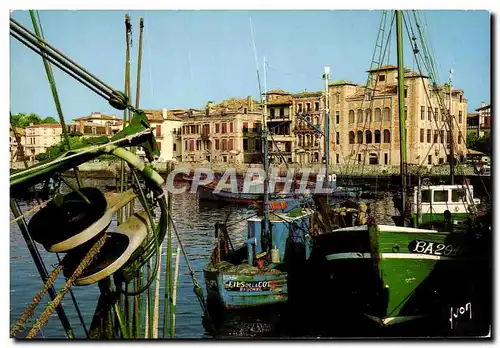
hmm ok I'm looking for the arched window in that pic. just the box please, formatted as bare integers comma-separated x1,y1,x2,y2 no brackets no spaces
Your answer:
365,109,372,122
297,134,303,147
366,130,372,144
374,130,381,143
383,107,391,122
357,109,363,123
314,116,319,125
357,130,363,144
349,131,355,144
375,108,382,122
306,134,311,146
383,129,391,143
349,110,355,123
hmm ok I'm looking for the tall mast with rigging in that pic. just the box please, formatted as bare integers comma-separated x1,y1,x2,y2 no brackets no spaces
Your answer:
262,56,270,253
448,69,455,185
323,67,330,203
396,10,408,226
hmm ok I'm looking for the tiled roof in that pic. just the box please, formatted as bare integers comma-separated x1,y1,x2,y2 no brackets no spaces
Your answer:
213,97,261,113
467,112,479,118
142,109,164,122
475,103,491,111
267,95,292,105
329,80,357,86
74,114,118,121
367,65,398,72
25,123,62,128
292,91,323,98
266,89,290,95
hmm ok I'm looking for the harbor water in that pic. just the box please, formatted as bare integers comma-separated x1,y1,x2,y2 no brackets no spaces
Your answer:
9,179,491,338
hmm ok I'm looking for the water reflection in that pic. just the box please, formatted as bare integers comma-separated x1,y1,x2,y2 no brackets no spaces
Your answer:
9,179,490,339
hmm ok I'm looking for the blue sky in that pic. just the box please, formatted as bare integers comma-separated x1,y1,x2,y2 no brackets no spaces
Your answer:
10,10,490,121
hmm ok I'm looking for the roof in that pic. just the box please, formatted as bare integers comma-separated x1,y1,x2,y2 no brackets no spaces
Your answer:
366,65,398,72
265,89,290,95
74,114,119,121
329,80,357,86
212,97,261,113
475,103,490,111
266,95,292,105
25,123,61,128
467,149,485,155
467,112,479,118
292,91,323,98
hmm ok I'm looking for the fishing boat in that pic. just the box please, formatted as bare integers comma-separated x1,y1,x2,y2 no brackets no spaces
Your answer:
311,10,483,329
203,58,318,309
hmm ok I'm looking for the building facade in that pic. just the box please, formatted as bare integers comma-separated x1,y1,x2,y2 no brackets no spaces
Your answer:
180,97,263,164
67,112,122,137
328,65,468,167
467,102,491,137
142,109,183,162
265,90,295,163
24,123,62,161
290,91,324,165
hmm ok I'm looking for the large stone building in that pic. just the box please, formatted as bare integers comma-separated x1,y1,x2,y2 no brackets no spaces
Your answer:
24,123,62,161
467,102,491,137
328,65,468,167
180,97,263,164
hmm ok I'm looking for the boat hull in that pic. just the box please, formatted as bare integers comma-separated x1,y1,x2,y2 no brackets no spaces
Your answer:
203,268,288,309
314,224,475,327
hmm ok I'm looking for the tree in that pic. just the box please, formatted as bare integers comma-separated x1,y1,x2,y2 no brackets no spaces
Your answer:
42,116,58,124
36,136,89,161
467,132,491,156
10,113,43,128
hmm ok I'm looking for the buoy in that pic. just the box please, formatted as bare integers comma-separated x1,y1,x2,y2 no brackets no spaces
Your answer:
271,246,280,264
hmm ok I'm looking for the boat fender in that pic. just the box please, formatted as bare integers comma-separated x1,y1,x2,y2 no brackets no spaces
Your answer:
271,246,280,263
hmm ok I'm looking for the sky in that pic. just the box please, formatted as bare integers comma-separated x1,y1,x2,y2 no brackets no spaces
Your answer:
9,10,491,121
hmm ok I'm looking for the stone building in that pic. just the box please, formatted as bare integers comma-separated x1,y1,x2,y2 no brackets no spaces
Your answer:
142,109,183,162
264,89,295,164
67,112,122,137
180,97,263,164
290,90,324,165
328,65,468,167
24,123,62,162
467,102,491,137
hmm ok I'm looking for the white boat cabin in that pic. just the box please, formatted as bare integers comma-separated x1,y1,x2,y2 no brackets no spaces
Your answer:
412,185,481,215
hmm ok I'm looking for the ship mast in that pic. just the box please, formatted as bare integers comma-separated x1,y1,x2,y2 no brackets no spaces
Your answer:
262,56,270,253
396,10,408,226
448,69,455,185
323,67,330,204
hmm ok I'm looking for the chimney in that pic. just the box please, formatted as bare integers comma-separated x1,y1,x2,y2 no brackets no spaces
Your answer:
247,96,253,112
206,101,213,116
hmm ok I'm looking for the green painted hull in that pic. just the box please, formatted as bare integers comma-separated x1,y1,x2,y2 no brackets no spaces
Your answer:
366,225,474,326
315,224,476,327
414,212,470,225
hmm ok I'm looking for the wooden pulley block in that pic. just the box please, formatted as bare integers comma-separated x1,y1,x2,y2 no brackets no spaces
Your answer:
28,187,137,252
62,210,150,286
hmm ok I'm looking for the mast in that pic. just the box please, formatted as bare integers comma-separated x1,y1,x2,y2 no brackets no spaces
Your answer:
396,10,408,225
323,67,330,203
262,56,270,253
448,69,455,185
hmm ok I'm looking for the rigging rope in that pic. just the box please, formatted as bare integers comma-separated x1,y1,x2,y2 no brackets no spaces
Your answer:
25,234,108,339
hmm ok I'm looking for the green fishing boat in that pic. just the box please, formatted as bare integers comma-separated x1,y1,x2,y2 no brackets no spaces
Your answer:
312,10,482,329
